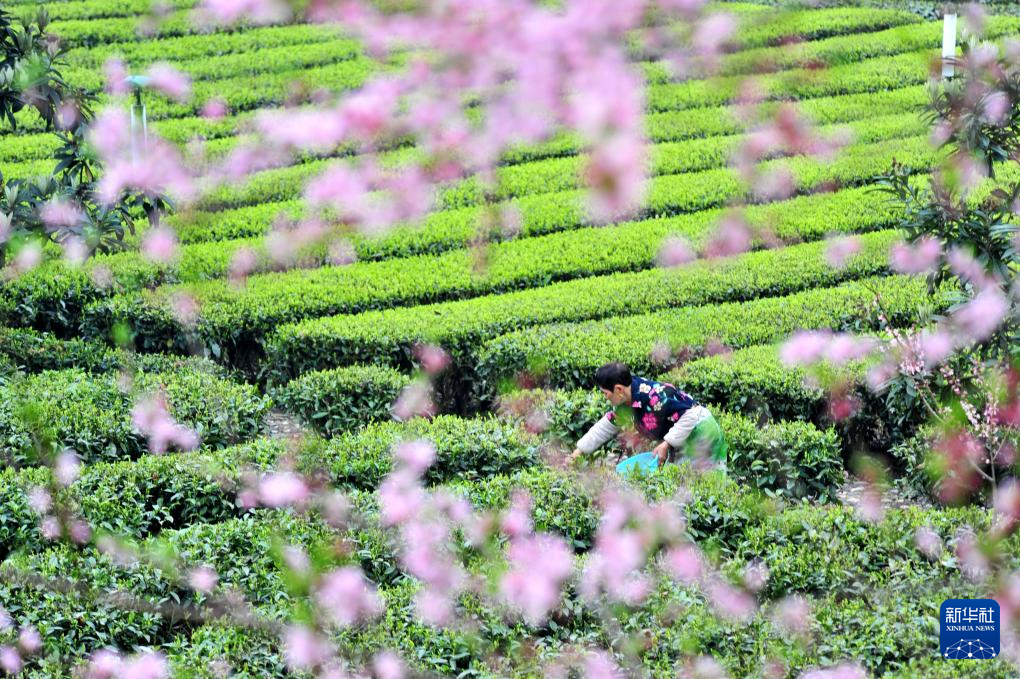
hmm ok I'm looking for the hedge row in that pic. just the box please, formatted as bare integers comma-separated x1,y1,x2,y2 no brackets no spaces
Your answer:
0,365,269,466
641,15,1020,82
473,274,941,398
84,226,902,370
25,0,195,22
262,235,903,387
0,438,284,556
0,174,911,336
62,22,346,67
437,111,928,210
61,35,365,92
272,364,413,437
193,121,937,213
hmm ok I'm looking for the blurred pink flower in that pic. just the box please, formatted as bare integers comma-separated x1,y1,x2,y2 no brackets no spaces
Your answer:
39,199,83,230
772,594,812,637
255,108,346,151
658,236,696,268
391,381,437,421
379,470,426,526
952,288,1009,342
227,247,259,289
919,330,954,368
501,491,533,538
257,472,310,508
824,236,861,269
415,588,454,626
131,391,199,454
282,625,332,670
413,344,451,375
17,627,41,655
27,487,50,515
395,440,437,473
0,647,21,674
196,0,290,25
856,484,884,523
316,566,383,626
823,334,876,365
704,213,752,258
982,91,1011,125
373,651,406,679
947,247,996,290
780,330,830,366
70,519,92,544
140,227,178,263
54,450,80,486
584,133,648,223
500,533,573,624
706,578,756,622
88,109,131,156
146,63,192,102
583,650,625,679
119,651,169,679
188,565,219,593
913,525,943,558
40,516,59,540
799,663,867,679
889,237,941,274
663,543,704,585
957,532,990,582
103,59,129,96
0,609,9,632
200,97,228,120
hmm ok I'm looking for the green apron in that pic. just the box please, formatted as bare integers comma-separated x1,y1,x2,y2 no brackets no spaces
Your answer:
677,412,727,469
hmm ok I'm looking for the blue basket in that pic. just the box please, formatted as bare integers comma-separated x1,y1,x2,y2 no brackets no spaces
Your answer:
615,451,659,476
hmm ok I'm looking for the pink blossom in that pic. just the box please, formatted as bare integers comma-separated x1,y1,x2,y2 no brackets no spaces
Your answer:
583,650,625,679
390,381,437,421
316,566,382,626
772,595,812,636
86,649,122,678
373,652,405,679
415,588,454,626
982,90,1011,125
379,469,426,526
663,543,704,585
706,578,756,622
62,237,89,267
40,516,60,540
889,237,941,274
131,391,199,454
704,213,752,258
947,247,996,290
88,109,131,157
188,565,219,593
257,472,310,508
169,292,200,326
779,330,831,366
70,519,92,544
96,140,195,206
146,63,191,102
824,236,861,269
103,59,129,96
799,663,867,679
27,487,51,514
394,440,437,474
952,288,1009,342
39,199,83,230
0,647,21,673
10,241,42,274
500,533,573,624
856,484,884,523
500,491,533,538
255,108,346,151
17,627,40,655
0,608,10,632
914,526,943,558
753,166,796,201
658,236,696,268
283,545,311,575
584,133,648,223
118,651,168,679
140,227,179,264
957,532,990,582
692,13,737,67
823,334,876,365
282,625,332,670
742,561,769,592
919,330,954,368
201,97,228,120
228,247,259,287
195,0,290,25
413,344,451,375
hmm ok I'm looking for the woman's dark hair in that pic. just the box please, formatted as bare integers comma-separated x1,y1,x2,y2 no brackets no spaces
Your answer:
595,362,632,391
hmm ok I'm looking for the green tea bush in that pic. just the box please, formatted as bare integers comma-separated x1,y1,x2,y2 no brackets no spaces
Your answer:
0,367,269,465
312,415,540,490
273,365,412,437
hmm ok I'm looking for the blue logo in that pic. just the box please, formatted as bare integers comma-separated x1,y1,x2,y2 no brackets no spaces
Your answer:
940,599,1000,659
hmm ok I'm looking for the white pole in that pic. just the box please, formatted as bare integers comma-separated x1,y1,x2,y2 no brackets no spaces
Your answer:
942,12,957,79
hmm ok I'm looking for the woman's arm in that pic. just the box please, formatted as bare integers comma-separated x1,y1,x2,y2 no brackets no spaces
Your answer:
576,413,622,454
663,405,711,450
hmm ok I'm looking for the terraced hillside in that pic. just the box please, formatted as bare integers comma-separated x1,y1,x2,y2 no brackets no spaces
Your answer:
0,2,1016,677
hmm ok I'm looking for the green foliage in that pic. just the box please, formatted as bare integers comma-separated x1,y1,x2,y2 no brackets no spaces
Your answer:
0,366,269,465
310,415,540,490
264,235,901,390
274,364,412,437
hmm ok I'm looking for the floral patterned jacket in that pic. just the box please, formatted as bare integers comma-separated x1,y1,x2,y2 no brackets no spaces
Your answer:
611,375,698,440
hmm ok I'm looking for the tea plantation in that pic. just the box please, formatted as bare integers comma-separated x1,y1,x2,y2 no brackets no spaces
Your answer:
0,1,1015,676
